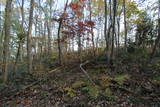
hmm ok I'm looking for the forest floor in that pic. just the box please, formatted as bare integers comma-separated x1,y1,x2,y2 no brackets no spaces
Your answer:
0,50,160,107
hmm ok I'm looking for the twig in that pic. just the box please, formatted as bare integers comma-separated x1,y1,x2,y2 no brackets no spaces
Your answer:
80,60,96,86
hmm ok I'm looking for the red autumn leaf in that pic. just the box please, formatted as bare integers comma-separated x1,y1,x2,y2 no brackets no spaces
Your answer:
77,21,84,26
51,18,60,22
78,28,85,32
85,20,95,26
83,37,92,41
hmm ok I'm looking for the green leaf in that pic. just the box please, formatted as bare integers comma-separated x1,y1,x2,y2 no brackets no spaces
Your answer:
71,81,86,89
114,74,130,85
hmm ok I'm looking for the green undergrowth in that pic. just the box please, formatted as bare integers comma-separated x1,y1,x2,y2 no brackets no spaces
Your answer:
63,73,130,101
114,74,130,85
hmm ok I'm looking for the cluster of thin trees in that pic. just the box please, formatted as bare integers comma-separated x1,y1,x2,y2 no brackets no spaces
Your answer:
0,0,160,82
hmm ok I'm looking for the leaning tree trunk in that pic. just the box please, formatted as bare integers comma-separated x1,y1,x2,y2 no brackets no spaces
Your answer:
3,0,12,82
27,0,34,73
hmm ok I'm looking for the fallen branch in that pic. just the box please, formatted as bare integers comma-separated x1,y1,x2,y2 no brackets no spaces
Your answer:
48,67,62,73
80,60,96,86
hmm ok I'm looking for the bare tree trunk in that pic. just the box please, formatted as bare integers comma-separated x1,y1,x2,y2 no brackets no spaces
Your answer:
14,39,22,70
123,0,127,49
72,38,74,52
150,0,160,59
20,0,24,62
111,0,117,60
44,22,47,53
47,22,51,55
0,28,4,62
104,0,108,50
117,14,121,50
0,10,4,62
89,0,95,56
47,0,52,55
3,0,12,82
78,34,82,62
27,0,34,73
104,0,111,63
57,20,62,65
57,0,68,65
14,0,25,71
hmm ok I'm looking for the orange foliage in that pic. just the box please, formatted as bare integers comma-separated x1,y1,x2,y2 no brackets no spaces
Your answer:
69,3,83,11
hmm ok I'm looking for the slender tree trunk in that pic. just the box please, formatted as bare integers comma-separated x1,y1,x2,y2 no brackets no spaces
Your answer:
104,0,108,50
20,0,24,61
108,0,112,49
123,0,127,49
14,0,25,70
78,34,82,62
117,14,120,50
111,0,117,60
27,0,34,73
150,0,160,59
44,22,47,53
14,40,21,69
57,20,62,65
115,31,118,49
89,0,95,56
47,21,51,55
72,38,74,52
3,0,12,82
0,28,4,62
0,10,4,62
104,0,111,63
47,0,52,55
57,0,68,65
